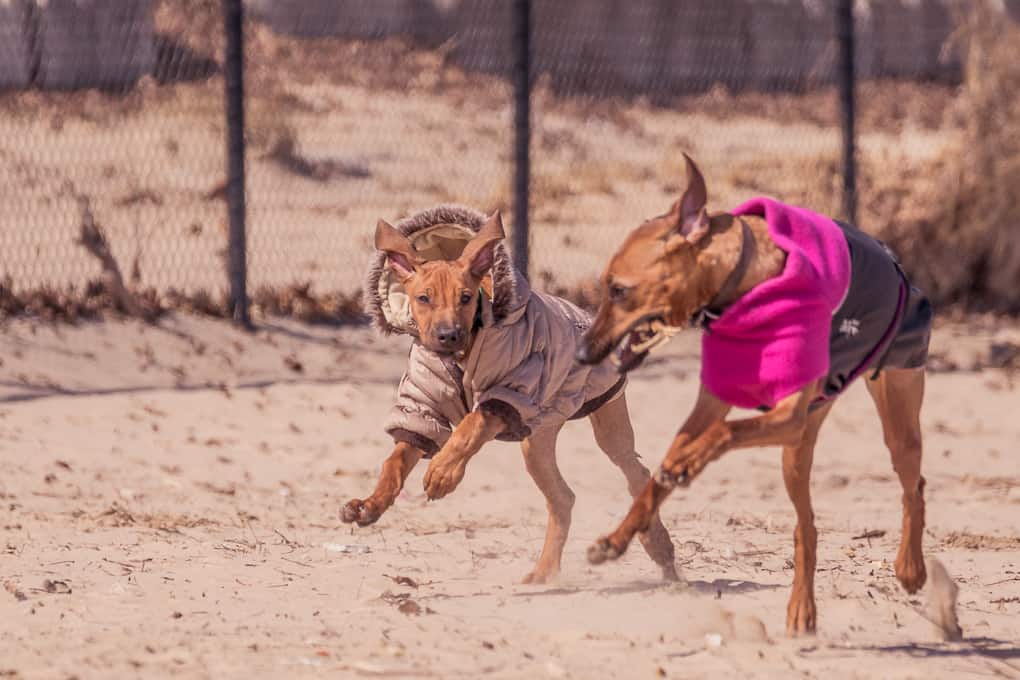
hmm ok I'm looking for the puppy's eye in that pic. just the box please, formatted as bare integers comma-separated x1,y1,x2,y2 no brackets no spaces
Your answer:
460,291,473,305
416,294,430,305
608,284,629,302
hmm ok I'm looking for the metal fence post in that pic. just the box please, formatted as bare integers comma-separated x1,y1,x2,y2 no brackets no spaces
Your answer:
512,0,531,279
837,0,857,225
223,0,251,327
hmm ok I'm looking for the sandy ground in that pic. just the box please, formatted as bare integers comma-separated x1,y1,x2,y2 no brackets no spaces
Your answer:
1,314,1019,679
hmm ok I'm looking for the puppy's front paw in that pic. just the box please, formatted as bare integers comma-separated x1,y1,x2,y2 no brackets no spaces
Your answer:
340,498,381,526
422,454,467,500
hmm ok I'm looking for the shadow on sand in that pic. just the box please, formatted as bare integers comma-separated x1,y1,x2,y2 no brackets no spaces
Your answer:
513,577,782,599
799,637,1020,669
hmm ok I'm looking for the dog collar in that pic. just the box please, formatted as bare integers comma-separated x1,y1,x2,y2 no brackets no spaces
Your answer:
691,217,756,331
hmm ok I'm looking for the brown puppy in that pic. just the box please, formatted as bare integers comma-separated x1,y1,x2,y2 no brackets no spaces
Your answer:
342,210,679,584
577,155,930,635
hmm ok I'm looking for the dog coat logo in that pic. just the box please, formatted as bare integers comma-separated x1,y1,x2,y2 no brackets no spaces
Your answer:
839,318,860,337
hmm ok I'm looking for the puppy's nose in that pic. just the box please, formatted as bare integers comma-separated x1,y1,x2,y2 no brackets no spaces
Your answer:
435,325,462,347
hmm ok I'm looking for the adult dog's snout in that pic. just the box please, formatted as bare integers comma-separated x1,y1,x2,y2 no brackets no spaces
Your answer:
576,333,611,365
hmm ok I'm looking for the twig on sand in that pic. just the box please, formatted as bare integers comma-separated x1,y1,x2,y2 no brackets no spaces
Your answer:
281,556,314,569
273,528,299,549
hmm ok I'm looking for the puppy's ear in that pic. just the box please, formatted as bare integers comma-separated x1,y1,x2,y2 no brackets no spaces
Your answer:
459,211,505,277
375,219,422,281
666,153,710,245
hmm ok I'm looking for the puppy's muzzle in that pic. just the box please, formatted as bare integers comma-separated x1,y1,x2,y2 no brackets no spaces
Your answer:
434,325,463,350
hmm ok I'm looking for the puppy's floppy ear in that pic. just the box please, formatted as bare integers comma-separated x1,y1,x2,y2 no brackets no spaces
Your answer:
375,219,423,281
665,153,710,245
458,211,505,277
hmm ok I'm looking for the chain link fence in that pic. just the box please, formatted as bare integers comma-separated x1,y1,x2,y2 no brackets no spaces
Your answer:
1,0,1015,319
0,1,225,301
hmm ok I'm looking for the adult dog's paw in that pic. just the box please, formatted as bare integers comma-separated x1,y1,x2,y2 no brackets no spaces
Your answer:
587,536,623,565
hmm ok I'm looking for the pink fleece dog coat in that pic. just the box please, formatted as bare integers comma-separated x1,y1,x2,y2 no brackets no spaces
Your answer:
700,197,852,409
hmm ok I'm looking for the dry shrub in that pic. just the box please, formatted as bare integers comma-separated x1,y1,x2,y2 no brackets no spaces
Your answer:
250,283,366,324
0,278,113,323
0,279,365,326
536,272,602,313
724,152,844,219
877,2,1020,312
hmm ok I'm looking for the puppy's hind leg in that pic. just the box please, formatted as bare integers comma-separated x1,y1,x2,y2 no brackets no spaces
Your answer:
590,394,680,582
866,368,927,594
520,426,574,585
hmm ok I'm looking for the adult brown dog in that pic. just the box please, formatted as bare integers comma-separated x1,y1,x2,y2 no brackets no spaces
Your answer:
342,207,678,584
576,155,932,635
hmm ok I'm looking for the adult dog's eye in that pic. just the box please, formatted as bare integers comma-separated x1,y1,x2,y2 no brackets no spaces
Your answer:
460,291,473,305
416,294,430,305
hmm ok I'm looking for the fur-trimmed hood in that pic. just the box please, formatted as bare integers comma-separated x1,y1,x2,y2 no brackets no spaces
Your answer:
363,204,530,336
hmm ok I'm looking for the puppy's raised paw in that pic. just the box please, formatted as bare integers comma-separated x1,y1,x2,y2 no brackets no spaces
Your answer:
340,498,380,526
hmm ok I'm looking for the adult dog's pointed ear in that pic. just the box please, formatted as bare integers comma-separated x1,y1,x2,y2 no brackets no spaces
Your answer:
375,219,423,281
665,153,710,246
458,211,505,277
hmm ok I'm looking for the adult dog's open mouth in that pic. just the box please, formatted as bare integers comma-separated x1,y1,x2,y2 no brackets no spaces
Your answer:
610,317,678,373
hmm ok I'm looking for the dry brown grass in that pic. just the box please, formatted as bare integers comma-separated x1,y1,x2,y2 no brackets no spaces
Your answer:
0,278,364,325
873,3,1020,313
722,152,843,219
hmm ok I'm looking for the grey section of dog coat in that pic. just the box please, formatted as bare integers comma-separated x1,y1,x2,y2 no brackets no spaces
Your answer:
820,220,932,400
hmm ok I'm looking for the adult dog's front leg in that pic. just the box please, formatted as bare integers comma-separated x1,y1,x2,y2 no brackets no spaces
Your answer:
588,384,730,564
657,385,818,487
341,442,423,526
423,409,505,500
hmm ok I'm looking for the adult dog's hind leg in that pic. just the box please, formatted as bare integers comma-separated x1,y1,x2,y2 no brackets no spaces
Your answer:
866,368,927,594
783,402,832,636
590,394,679,581
520,426,574,584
